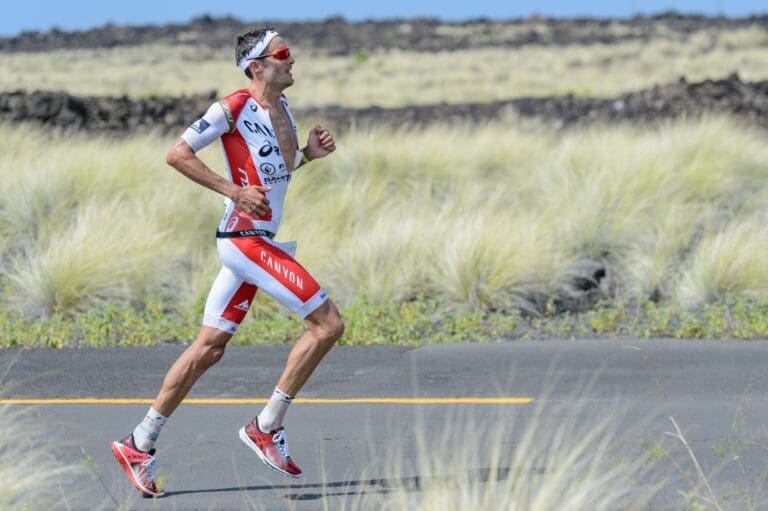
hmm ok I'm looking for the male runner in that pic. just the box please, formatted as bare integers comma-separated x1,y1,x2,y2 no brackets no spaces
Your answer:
110,27,344,497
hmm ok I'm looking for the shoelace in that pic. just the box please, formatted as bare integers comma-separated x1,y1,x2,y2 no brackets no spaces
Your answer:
272,430,291,459
140,455,157,483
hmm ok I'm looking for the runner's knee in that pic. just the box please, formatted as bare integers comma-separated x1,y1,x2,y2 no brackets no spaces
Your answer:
194,343,226,369
327,317,345,342
304,300,344,347
315,314,344,346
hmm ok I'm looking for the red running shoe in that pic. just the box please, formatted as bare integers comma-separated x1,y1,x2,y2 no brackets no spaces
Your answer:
110,434,165,497
239,418,302,478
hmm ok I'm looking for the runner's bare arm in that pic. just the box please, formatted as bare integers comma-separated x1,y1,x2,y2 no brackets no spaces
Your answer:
166,139,271,218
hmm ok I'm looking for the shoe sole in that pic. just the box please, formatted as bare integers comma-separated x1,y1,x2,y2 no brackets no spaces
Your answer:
238,427,301,479
110,442,165,497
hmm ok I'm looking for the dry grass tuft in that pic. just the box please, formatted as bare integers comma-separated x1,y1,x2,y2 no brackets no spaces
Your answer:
1,115,766,321
0,405,84,509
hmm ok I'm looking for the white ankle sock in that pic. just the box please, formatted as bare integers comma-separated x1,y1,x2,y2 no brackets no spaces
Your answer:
257,387,293,432
132,407,168,452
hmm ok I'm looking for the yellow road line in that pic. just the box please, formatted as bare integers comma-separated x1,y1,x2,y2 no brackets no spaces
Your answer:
0,397,533,405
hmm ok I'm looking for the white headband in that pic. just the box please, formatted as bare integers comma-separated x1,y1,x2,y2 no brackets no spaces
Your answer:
237,30,280,70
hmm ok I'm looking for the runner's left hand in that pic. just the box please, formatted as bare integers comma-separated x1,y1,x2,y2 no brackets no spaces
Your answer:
305,126,336,160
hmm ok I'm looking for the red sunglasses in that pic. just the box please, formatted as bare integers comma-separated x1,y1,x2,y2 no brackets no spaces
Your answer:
250,47,291,61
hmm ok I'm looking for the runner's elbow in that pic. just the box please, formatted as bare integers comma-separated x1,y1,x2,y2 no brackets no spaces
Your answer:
165,147,179,167
166,140,190,168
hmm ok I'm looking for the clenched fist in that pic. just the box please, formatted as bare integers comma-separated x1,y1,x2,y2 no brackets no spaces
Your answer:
304,126,336,160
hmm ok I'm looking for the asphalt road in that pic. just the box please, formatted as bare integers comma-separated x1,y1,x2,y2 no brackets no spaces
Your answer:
3,339,768,510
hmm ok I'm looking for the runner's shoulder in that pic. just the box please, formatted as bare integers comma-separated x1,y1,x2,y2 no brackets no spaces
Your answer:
217,89,251,132
223,89,251,106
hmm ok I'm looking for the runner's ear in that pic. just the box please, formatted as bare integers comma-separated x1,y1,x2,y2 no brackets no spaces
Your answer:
249,60,263,75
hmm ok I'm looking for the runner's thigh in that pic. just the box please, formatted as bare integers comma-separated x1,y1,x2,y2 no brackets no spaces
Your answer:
217,237,328,319
203,265,258,334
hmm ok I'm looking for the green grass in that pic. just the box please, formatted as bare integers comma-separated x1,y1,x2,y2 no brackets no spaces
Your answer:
0,115,766,346
0,296,765,348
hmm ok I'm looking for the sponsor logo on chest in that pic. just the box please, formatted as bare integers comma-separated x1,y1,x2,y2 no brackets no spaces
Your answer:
239,101,292,183
260,162,290,184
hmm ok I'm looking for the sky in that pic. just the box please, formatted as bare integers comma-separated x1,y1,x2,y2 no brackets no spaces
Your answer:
1,0,765,37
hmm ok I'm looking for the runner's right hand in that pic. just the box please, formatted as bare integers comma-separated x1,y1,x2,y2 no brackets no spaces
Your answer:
233,186,272,217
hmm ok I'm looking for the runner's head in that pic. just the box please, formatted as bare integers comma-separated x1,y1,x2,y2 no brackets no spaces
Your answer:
236,27,294,88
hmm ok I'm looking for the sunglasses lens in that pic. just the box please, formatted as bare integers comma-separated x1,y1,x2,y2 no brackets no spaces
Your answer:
251,47,291,61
